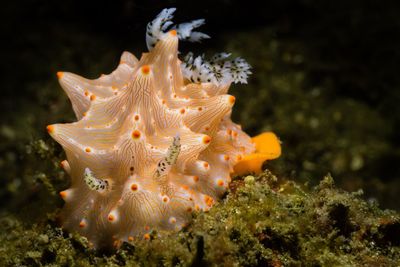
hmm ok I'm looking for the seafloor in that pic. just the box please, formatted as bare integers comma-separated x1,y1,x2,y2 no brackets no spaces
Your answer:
1,1,400,266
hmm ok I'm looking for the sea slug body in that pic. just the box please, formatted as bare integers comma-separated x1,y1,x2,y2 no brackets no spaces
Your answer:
47,8,280,248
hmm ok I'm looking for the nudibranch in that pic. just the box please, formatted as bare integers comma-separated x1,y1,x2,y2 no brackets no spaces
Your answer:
47,8,280,248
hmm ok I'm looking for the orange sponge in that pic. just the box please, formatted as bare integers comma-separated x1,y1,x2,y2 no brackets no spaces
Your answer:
233,132,281,175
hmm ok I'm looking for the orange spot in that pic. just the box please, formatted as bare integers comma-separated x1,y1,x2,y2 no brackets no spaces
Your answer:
143,233,150,240
128,236,134,242
162,99,166,104
195,205,200,211
108,213,115,222
141,65,150,75
193,176,199,182
59,191,67,199
84,91,89,96
187,207,193,212
198,107,203,111
162,196,169,203
79,220,86,228
169,29,177,36
232,131,238,138
82,112,87,117
182,185,189,190
144,225,150,231
204,195,214,207
203,162,209,168
46,125,54,133
202,135,211,144
228,95,236,105
85,147,91,153
111,86,117,90
204,126,210,131
132,130,141,139
227,129,232,135
134,115,140,121
90,95,96,101
236,154,243,161
131,183,138,191
224,155,230,161
180,108,185,114
56,72,64,79
217,179,224,187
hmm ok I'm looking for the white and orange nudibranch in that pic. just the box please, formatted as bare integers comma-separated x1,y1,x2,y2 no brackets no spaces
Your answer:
47,8,280,248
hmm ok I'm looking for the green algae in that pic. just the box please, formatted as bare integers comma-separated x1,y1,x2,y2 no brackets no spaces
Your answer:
1,171,399,266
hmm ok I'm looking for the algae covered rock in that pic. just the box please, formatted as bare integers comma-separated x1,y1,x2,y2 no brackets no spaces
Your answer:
1,171,399,266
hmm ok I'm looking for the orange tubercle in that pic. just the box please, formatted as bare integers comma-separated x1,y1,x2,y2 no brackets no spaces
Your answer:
202,135,211,144
132,130,141,139
59,191,67,199
90,95,96,101
79,220,86,228
85,147,91,153
169,29,177,36
143,233,150,240
228,95,236,105
108,214,115,222
181,185,189,190
46,125,54,134
56,72,64,79
131,183,138,191
204,195,214,207
141,65,150,75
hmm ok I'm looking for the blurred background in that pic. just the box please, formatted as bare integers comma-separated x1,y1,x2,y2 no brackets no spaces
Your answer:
1,0,400,215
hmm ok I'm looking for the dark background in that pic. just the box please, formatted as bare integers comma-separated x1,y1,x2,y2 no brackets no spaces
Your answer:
1,0,400,211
